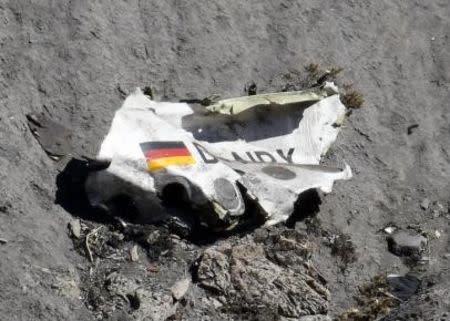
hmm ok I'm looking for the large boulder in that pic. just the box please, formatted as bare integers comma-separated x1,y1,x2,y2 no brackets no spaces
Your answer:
196,233,328,318
387,229,427,258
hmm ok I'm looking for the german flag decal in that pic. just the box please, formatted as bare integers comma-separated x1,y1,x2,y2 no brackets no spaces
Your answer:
140,141,196,171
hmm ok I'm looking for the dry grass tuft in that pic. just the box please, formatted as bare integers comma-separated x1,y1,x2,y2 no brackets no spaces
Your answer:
330,232,357,271
341,84,364,109
278,64,364,110
143,86,153,99
304,63,320,78
338,275,397,321
328,66,344,78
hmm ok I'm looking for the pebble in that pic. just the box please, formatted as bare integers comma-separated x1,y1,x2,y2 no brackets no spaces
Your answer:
0,238,8,244
115,232,125,241
68,220,82,239
130,245,139,262
420,198,430,210
387,229,428,257
146,230,161,245
171,278,191,301
384,226,396,234
210,298,223,309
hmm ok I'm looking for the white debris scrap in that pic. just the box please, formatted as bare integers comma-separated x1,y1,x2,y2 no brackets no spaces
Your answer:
384,226,397,235
85,85,352,230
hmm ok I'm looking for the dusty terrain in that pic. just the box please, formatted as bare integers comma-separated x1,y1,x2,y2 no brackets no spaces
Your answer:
0,1,449,320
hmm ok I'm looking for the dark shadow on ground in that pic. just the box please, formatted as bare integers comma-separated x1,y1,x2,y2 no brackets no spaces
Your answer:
55,158,113,224
54,158,264,244
187,187,266,246
286,189,322,228
55,158,321,245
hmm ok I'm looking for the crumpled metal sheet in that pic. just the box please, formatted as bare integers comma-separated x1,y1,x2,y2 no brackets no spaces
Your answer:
206,86,331,115
85,83,352,229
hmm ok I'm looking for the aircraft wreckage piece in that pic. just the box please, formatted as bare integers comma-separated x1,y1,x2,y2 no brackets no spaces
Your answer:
206,86,332,115
85,83,351,230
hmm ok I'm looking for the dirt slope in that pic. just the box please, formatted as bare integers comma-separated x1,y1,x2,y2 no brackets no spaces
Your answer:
0,1,449,320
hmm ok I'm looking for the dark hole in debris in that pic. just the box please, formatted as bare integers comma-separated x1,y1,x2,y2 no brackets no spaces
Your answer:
58,161,317,245
286,189,322,228
127,293,141,310
107,195,139,223
161,183,190,207
56,158,151,228
0,201,12,214
187,184,265,245
56,158,113,224
246,82,257,96
56,159,261,242
160,183,202,238
142,86,153,99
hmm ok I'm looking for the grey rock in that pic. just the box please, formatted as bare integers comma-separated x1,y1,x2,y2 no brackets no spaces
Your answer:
387,274,420,301
0,238,8,244
109,232,125,248
106,273,176,321
433,209,441,218
130,245,139,262
210,297,223,309
68,220,82,239
420,198,430,210
197,247,231,293
197,239,328,318
108,311,133,321
170,278,191,301
134,288,176,321
387,230,428,257
146,230,161,245
298,316,332,321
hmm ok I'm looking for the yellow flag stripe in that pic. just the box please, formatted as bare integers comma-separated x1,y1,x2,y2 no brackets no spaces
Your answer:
147,156,196,171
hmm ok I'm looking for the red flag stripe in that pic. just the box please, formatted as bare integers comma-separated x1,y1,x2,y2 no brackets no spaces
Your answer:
144,147,191,159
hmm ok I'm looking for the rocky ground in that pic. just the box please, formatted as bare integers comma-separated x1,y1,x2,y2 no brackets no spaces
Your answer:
0,1,449,320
